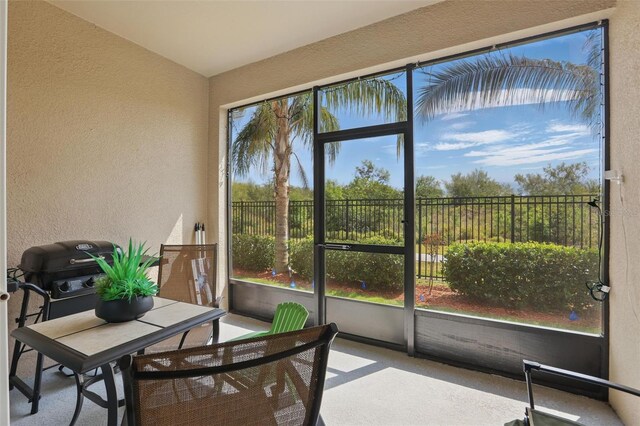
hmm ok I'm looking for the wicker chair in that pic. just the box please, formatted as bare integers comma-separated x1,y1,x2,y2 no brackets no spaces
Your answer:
120,324,339,426
155,244,221,350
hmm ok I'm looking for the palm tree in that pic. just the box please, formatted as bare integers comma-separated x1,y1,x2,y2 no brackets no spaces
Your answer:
416,34,601,127
233,80,406,273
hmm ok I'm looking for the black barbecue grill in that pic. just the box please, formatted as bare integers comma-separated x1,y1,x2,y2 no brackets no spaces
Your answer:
9,240,118,414
20,240,116,300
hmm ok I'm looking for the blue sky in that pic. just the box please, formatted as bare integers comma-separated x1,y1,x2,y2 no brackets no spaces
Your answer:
231,28,602,192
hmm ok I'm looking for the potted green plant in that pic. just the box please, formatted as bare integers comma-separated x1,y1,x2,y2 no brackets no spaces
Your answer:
91,240,158,323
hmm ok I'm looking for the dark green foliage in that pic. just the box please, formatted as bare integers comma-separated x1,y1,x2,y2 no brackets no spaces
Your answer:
514,162,600,195
232,234,275,272
416,175,444,198
288,238,314,281
231,181,314,202
445,169,511,197
443,241,598,310
324,163,403,237
231,181,273,201
343,160,401,200
290,236,403,291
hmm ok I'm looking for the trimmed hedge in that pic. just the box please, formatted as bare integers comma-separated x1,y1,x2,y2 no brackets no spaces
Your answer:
290,236,403,291
288,238,314,280
442,241,598,310
232,234,275,272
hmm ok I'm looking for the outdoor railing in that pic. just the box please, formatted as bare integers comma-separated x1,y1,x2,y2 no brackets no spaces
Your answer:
232,194,600,279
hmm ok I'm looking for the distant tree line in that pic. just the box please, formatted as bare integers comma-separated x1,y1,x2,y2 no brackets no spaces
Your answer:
233,161,599,201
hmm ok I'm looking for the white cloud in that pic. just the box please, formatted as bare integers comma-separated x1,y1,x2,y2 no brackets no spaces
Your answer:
434,142,476,151
432,124,590,154
478,149,597,166
449,121,475,130
414,142,436,157
546,123,590,135
417,164,447,170
440,112,469,121
509,122,536,134
432,129,522,151
455,123,597,167
464,139,571,158
544,132,590,145
443,129,515,144
466,139,597,166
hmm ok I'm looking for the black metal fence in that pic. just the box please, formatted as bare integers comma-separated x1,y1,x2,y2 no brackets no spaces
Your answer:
232,194,600,279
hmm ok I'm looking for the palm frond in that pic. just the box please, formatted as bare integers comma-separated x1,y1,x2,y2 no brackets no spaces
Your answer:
319,107,340,134
396,134,405,158
317,107,342,166
325,142,340,168
416,54,599,126
584,30,602,70
323,77,407,123
292,151,310,189
289,93,314,148
289,94,342,143
232,103,277,176
288,98,341,167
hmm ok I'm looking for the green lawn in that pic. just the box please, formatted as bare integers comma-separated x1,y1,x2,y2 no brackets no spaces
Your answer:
233,274,599,334
325,289,403,306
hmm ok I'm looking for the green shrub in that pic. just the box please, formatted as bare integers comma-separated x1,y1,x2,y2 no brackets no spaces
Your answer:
289,238,314,280
442,241,598,310
232,234,274,272
289,236,403,291
324,231,402,244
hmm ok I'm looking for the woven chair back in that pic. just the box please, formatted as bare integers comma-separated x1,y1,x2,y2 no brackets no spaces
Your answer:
153,244,218,350
121,324,338,426
157,244,217,307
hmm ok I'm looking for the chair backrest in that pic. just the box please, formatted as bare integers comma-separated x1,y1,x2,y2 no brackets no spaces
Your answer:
269,302,309,335
157,244,217,307
121,324,339,426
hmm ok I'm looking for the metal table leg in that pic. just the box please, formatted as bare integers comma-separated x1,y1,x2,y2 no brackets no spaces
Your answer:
76,364,122,426
30,352,44,414
101,363,119,426
69,373,85,426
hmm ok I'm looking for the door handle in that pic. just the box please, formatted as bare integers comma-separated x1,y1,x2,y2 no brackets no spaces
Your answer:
318,244,351,250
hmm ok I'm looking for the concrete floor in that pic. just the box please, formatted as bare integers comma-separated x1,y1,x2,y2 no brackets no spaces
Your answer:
10,314,623,425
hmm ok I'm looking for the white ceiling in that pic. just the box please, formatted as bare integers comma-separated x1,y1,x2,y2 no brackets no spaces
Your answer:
49,0,438,77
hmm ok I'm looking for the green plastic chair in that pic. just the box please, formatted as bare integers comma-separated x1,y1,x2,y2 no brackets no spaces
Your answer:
230,302,309,341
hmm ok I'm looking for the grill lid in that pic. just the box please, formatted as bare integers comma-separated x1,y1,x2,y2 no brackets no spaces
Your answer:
20,240,117,274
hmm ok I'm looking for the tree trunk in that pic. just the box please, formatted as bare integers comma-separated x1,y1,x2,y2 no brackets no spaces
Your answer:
273,100,291,274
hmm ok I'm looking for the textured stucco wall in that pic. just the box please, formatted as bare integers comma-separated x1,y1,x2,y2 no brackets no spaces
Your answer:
608,0,640,422
208,0,614,320
6,1,209,374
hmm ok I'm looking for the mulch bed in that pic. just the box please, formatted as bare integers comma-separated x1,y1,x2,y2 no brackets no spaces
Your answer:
233,269,601,332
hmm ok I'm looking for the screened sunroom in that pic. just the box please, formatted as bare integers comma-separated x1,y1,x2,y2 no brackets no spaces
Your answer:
2,1,639,425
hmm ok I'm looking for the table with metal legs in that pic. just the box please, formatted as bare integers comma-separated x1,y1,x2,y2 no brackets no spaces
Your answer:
11,297,225,426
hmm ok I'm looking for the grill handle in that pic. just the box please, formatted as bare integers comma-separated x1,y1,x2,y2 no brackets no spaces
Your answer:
69,256,104,265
